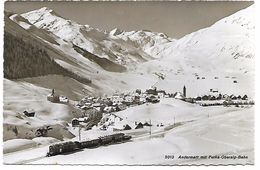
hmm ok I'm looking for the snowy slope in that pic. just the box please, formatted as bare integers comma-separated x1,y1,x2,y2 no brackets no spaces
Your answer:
3,98,254,165
159,5,254,72
134,5,255,97
3,79,75,141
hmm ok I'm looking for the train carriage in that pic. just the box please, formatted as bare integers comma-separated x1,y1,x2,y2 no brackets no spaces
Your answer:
80,139,100,148
99,135,113,145
122,134,132,140
111,133,125,142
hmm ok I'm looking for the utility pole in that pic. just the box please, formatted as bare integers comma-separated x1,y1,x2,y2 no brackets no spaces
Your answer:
78,125,81,142
149,119,152,138
174,116,176,126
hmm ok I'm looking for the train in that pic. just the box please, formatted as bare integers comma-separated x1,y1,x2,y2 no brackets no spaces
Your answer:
47,133,132,157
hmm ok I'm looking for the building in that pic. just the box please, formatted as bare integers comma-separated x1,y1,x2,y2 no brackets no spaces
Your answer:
143,122,152,126
123,124,132,130
174,92,184,99
111,94,124,104
146,87,158,95
210,88,218,93
135,89,142,95
23,111,35,117
157,90,166,98
47,94,60,103
146,95,160,103
135,122,144,129
71,118,80,127
71,117,88,127
47,90,69,103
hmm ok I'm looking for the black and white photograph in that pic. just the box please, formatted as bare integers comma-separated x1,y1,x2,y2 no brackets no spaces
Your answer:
2,0,256,165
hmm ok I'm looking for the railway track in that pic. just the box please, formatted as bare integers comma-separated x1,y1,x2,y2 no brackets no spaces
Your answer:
5,121,190,164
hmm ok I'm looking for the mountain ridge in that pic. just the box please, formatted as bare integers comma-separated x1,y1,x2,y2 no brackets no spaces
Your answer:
19,7,173,68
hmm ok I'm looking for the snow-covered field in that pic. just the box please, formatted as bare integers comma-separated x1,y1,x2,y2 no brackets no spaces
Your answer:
3,98,254,165
3,79,75,141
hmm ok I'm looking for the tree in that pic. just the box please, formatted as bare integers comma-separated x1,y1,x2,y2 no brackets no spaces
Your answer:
4,32,91,84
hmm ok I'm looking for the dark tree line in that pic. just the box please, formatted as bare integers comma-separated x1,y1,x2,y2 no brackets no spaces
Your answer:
4,32,91,84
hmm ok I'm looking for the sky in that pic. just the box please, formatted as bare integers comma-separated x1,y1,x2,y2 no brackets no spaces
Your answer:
4,1,254,38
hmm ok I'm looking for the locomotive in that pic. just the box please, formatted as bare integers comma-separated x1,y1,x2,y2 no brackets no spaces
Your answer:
47,141,81,157
47,133,131,157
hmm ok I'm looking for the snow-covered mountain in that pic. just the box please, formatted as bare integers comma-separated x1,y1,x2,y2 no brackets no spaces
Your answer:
135,5,255,96
5,5,255,97
155,4,254,72
109,28,174,58
18,7,173,68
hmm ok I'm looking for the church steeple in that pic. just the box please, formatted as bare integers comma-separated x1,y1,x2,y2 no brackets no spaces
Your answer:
183,86,186,98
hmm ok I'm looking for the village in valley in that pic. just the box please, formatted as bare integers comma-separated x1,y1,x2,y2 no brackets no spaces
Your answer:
4,80,254,164
4,71,255,164
44,83,254,136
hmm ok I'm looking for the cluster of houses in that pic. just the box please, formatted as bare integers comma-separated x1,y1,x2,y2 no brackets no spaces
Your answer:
194,94,249,101
198,100,255,107
72,87,173,128
71,85,254,131
75,87,171,114
180,88,254,107
99,120,153,131
71,111,153,131
96,111,166,132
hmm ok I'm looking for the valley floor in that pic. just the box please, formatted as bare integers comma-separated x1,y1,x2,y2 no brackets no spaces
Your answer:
3,98,254,165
